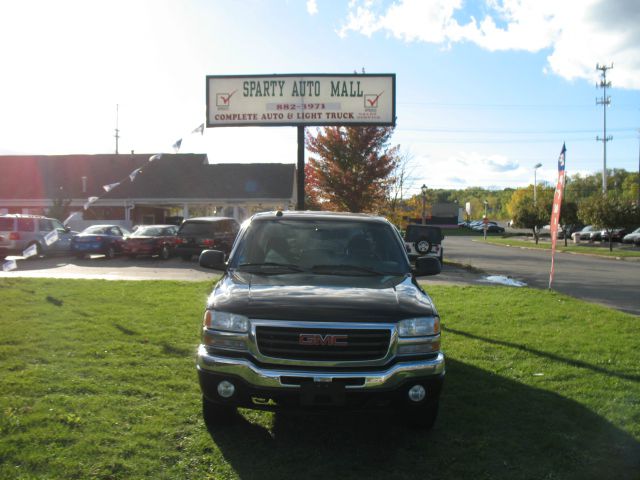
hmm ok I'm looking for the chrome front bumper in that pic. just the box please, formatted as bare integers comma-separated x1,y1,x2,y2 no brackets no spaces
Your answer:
196,345,445,390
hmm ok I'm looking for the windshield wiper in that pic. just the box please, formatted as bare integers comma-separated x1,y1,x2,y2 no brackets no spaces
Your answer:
310,264,403,276
237,262,305,274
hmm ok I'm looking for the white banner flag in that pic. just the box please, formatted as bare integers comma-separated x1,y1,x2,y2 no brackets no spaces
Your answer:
44,229,59,246
129,167,142,182
63,211,81,226
2,259,17,272
103,182,120,193
84,197,99,210
149,153,162,162
22,243,38,258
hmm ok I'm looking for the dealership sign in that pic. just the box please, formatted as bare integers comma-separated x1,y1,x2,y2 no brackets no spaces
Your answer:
206,74,395,127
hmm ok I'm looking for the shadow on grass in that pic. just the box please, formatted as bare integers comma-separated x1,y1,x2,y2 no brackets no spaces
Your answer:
446,327,640,383
205,359,639,480
113,323,138,336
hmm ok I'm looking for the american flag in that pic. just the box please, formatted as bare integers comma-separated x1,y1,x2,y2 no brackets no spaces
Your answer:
549,143,566,289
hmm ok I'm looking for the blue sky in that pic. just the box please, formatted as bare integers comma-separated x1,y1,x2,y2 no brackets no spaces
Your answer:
1,0,638,194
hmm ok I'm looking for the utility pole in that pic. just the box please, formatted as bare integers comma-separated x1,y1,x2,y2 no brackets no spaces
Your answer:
596,63,613,194
114,104,120,155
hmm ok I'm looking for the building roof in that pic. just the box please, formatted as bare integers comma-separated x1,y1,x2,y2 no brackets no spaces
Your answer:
0,154,295,202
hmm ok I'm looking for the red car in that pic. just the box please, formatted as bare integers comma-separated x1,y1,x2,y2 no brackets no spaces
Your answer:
123,224,178,259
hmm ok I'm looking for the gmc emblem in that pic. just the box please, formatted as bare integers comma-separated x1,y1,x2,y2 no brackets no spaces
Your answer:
299,333,348,347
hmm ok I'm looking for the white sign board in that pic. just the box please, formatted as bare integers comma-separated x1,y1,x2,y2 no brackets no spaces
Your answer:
207,74,395,127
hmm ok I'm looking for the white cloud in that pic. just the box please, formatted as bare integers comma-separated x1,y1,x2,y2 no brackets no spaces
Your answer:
339,0,640,89
411,150,525,190
306,0,319,15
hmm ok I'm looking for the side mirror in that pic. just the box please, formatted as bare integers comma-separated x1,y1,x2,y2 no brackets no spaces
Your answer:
199,249,226,270
413,256,442,276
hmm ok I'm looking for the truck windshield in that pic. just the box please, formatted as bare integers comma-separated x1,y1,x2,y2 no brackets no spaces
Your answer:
230,219,409,275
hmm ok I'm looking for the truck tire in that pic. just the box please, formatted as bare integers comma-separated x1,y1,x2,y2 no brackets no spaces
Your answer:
202,397,238,427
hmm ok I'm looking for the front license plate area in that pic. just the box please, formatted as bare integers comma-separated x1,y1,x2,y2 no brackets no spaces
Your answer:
300,381,346,406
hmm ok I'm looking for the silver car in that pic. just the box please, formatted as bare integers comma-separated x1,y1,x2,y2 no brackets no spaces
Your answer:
622,227,640,245
0,214,76,257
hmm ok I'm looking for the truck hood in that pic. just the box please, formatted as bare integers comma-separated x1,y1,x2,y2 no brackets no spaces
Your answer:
206,271,437,322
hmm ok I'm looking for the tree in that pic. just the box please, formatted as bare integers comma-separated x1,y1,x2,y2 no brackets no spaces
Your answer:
305,126,399,213
558,201,579,247
47,186,71,222
385,151,415,226
506,186,553,244
579,194,639,251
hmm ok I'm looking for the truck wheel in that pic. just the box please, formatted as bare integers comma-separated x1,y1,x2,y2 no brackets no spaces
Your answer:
403,400,439,430
105,246,115,259
202,397,238,427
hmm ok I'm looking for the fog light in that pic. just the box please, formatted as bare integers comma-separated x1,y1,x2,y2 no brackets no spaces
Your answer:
408,384,426,402
217,380,235,398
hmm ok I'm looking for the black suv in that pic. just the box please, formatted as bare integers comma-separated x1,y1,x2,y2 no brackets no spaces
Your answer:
196,211,444,429
174,217,239,261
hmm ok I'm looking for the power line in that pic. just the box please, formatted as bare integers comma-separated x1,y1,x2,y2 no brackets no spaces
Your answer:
398,101,639,111
401,126,636,135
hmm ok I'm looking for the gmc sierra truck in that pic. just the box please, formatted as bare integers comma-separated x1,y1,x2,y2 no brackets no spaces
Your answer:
196,211,445,428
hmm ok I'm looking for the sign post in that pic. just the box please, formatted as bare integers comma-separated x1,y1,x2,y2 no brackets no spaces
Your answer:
206,74,396,210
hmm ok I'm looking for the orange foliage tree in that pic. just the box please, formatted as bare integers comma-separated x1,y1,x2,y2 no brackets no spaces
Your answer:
305,126,399,213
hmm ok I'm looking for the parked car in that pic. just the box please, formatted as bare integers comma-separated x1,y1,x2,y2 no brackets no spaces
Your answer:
71,224,130,259
589,230,603,242
196,211,444,429
571,225,596,241
471,221,504,233
403,224,444,263
0,214,76,258
600,228,628,243
174,217,239,261
123,224,178,259
484,224,505,233
622,227,640,244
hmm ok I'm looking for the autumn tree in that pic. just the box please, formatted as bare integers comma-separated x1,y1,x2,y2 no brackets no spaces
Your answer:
507,186,553,243
305,126,399,213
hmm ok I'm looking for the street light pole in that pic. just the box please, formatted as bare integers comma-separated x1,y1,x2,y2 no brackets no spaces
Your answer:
533,163,542,206
421,184,427,225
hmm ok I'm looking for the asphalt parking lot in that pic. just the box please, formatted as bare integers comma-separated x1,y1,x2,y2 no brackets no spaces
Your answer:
0,253,481,285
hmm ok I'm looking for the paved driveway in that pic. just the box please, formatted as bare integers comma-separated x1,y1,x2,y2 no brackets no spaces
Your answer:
1,255,215,281
443,236,640,316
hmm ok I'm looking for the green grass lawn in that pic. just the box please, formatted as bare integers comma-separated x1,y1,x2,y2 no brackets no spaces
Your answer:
484,237,640,258
1,278,639,479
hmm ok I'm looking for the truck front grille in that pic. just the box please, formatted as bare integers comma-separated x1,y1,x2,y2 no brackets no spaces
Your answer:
255,326,391,361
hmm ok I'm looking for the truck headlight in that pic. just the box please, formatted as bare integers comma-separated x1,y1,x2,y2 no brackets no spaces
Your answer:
204,310,250,333
398,316,440,337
